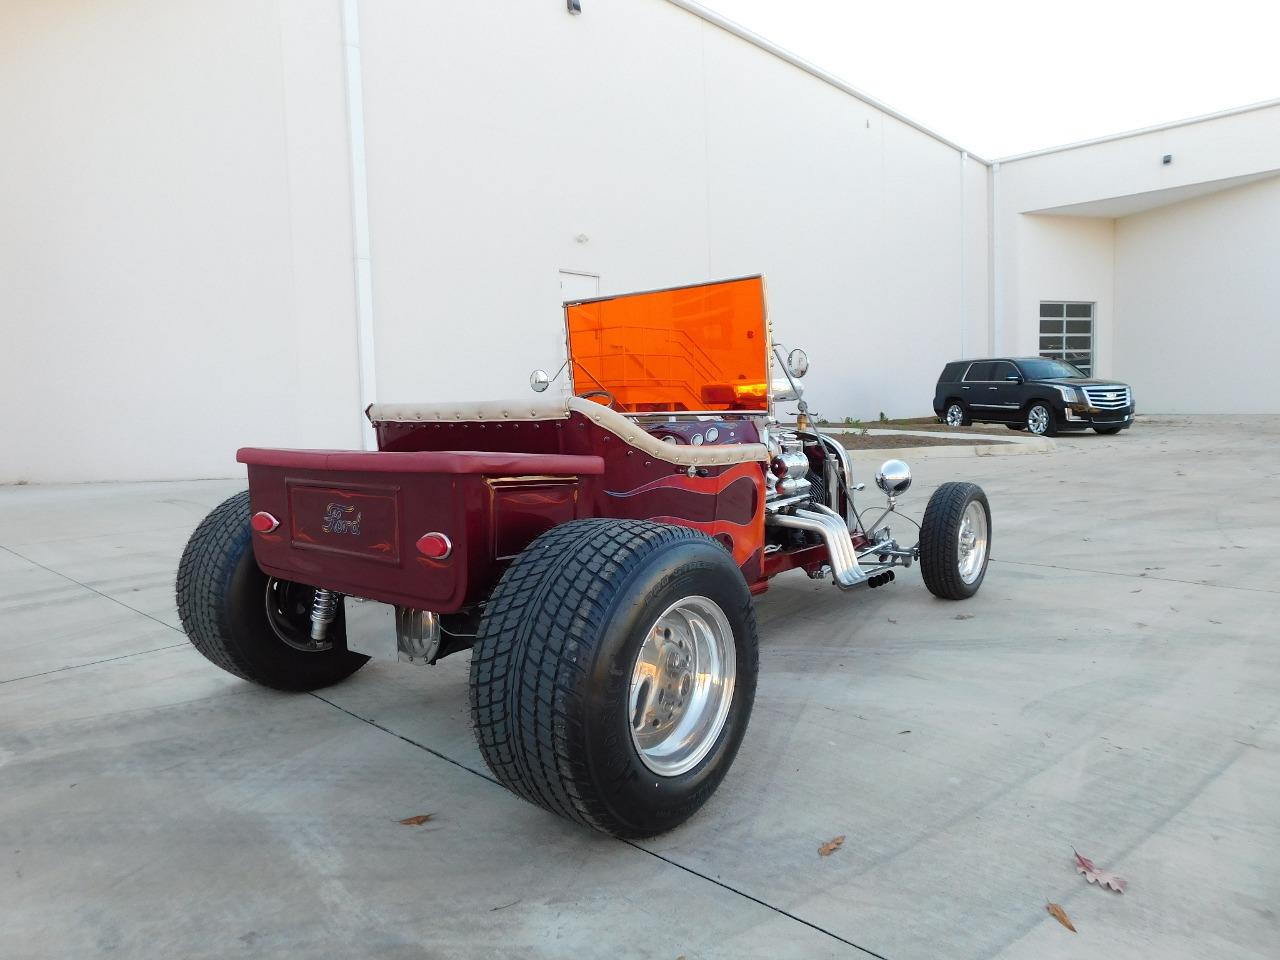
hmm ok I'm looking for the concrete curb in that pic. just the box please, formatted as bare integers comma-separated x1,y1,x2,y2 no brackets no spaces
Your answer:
865,437,1056,459
819,426,1056,459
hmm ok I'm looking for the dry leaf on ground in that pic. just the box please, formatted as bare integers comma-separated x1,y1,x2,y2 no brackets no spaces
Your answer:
399,814,435,826
1046,902,1076,932
818,835,846,857
1074,850,1127,892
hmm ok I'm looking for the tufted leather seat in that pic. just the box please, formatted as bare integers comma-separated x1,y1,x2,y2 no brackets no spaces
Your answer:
366,397,769,468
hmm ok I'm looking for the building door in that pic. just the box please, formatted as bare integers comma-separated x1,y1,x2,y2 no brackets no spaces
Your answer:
555,271,598,394
1039,302,1094,375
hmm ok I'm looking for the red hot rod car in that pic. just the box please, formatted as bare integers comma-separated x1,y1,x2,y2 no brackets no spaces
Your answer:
177,276,991,837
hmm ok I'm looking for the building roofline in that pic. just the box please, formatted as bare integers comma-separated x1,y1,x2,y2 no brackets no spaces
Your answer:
994,97,1280,164
663,0,989,165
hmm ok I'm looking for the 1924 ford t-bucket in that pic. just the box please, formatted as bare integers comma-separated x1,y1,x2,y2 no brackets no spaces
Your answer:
177,276,991,837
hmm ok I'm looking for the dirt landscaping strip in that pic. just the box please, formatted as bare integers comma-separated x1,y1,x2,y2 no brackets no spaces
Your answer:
833,433,1003,450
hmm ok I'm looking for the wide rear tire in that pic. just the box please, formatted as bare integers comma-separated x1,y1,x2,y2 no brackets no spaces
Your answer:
176,491,369,690
920,482,991,600
469,519,759,838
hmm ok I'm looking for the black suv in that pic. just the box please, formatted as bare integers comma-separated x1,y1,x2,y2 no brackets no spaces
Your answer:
932,357,1134,436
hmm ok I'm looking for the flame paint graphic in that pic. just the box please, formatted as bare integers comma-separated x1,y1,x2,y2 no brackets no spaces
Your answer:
606,462,764,565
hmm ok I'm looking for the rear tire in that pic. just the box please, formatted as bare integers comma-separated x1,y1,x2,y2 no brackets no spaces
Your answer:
176,491,369,690
920,482,991,600
943,401,971,427
469,519,759,838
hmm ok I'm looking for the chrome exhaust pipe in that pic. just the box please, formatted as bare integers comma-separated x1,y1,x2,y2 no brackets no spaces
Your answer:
767,504,868,590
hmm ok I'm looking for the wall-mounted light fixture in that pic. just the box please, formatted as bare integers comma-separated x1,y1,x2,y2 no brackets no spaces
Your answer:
1162,154,1173,165
567,0,582,14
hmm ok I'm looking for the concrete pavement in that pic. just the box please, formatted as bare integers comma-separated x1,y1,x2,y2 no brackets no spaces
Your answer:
2,417,1277,959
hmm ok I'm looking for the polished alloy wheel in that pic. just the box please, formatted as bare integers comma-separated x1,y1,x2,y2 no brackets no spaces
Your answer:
956,501,989,584
1027,405,1050,435
264,577,331,652
946,404,965,427
628,595,736,777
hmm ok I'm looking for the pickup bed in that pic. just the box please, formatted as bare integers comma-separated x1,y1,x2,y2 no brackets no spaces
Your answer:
238,447,604,612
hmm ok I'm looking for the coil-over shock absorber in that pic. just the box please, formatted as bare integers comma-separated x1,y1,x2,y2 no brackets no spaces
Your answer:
310,588,339,643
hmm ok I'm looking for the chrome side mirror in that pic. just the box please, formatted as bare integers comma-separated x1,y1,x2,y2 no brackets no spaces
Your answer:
875,459,912,497
786,348,809,379
529,369,551,393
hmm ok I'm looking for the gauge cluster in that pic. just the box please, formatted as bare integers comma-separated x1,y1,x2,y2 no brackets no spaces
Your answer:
645,419,758,447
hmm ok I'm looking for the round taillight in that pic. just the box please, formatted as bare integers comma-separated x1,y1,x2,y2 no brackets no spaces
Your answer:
769,456,789,479
251,511,279,533
416,532,452,559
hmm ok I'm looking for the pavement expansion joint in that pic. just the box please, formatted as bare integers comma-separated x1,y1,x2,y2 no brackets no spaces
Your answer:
308,690,890,959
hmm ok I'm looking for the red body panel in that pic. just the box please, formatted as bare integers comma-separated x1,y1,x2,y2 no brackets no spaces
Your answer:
238,448,604,476
240,413,767,612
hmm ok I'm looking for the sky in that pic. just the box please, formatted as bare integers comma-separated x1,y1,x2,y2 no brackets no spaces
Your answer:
696,0,1280,159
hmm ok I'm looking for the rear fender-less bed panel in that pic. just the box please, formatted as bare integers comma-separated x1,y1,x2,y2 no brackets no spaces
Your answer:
236,448,601,611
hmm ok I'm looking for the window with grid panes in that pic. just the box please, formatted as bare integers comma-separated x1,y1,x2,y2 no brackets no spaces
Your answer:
1039,303,1093,376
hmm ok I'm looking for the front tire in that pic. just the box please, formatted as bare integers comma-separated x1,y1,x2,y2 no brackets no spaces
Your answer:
920,482,991,600
176,491,369,690
469,519,759,838
1025,402,1057,437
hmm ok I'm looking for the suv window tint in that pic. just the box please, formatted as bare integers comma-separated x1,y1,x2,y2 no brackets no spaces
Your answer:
990,361,1018,381
1018,358,1086,380
964,361,995,382
939,361,967,382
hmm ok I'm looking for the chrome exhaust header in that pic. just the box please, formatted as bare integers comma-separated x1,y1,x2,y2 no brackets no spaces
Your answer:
767,503,868,590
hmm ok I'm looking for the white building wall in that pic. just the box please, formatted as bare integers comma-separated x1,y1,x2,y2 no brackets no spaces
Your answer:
355,0,714,413
0,0,363,483
992,101,1280,405
1,0,986,483
962,157,991,359
1002,215,1116,372
1114,176,1280,413
997,103,1280,213
358,0,987,425
17,1,1278,482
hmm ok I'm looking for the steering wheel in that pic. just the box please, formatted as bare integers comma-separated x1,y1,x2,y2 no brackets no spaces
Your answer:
577,389,618,409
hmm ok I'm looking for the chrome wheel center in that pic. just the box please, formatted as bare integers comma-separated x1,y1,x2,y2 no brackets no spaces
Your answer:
946,405,963,426
957,501,989,584
1028,406,1049,434
628,596,736,777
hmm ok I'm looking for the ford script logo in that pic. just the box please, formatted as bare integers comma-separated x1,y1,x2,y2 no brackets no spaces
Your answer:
321,502,362,535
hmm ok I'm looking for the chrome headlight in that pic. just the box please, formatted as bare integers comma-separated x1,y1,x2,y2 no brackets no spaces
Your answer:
1053,384,1080,403
875,459,912,497
772,377,804,402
